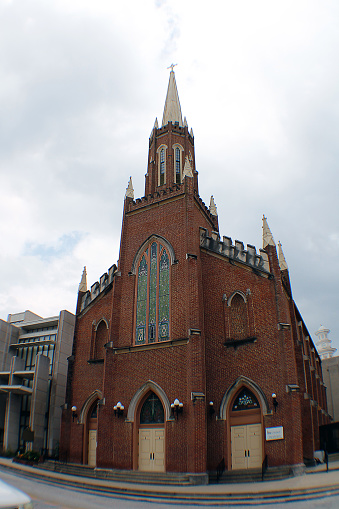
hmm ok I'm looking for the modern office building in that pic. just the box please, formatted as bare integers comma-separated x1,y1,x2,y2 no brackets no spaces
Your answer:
0,309,75,455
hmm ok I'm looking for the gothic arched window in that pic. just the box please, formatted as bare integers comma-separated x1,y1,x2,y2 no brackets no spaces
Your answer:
175,147,181,183
135,241,170,345
160,148,165,185
229,293,249,340
140,392,164,424
232,388,259,411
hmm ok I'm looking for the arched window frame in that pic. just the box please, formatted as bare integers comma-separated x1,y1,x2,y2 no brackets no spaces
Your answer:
157,144,167,186
134,239,171,345
172,144,184,184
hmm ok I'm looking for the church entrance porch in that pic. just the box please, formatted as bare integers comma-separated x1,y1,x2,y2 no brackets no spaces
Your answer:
228,387,263,471
137,391,165,472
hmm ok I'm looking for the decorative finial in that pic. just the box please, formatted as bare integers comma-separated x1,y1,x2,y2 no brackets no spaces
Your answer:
167,63,178,72
182,156,193,180
209,196,218,216
262,215,275,248
125,177,134,199
78,266,87,293
277,241,288,271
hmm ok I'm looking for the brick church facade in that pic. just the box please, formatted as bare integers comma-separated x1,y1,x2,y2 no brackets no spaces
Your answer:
60,70,329,479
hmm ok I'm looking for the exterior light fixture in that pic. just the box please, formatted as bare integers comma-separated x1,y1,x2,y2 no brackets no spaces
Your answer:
272,393,278,413
171,398,183,419
209,401,215,418
71,405,78,422
114,401,124,418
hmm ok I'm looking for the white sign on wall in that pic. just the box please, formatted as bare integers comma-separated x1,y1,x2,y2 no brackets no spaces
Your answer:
265,426,284,441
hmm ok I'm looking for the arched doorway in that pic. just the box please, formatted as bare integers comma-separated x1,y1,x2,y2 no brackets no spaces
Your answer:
138,391,165,472
229,387,263,470
86,401,98,467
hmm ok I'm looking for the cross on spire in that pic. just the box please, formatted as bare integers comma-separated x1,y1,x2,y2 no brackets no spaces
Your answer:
167,63,177,72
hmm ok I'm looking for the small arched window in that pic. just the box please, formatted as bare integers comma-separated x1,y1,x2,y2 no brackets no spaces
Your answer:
160,148,165,186
175,147,181,183
94,320,108,359
135,241,170,345
232,388,259,411
140,392,164,424
229,293,249,340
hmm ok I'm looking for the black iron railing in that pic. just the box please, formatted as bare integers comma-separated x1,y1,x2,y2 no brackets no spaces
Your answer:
261,454,268,481
216,457,225,482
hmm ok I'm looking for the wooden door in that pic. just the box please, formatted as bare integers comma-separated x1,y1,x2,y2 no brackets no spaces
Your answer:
139,428,165,472
231,424,262,470
88,429,97,467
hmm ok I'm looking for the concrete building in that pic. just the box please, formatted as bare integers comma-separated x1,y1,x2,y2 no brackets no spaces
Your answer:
60,70,329,479
0,310,75,455
315,325,336,360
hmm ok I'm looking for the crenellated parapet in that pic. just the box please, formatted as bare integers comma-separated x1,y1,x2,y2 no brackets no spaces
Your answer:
127,183,185,213
80,264,117,313
199,228,271,275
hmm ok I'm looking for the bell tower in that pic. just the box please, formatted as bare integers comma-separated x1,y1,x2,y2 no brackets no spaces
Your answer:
145,69,198,196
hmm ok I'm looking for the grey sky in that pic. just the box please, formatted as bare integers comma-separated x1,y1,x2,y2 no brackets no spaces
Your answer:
0,0,338,351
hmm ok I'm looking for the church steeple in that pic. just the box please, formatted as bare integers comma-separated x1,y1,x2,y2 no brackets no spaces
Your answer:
145,68,197,196
162,67,183,127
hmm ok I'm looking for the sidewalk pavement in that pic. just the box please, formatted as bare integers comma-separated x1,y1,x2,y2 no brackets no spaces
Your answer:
1,456,339,503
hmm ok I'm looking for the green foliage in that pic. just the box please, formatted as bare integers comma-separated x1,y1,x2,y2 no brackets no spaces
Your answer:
17,450,41,462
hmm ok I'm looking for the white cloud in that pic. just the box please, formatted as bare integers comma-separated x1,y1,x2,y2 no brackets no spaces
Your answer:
0,0,338,351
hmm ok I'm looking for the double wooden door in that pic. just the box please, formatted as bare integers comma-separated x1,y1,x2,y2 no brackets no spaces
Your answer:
139,428,165,472
231,423,262,470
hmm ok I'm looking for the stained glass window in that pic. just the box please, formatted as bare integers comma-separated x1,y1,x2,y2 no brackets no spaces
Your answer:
158,249,169,341
140,392,164,424
232,388,259,411
135,241,170,344
160,148,165,185
175,147,181,183
136,256,148,344
148,243,157,343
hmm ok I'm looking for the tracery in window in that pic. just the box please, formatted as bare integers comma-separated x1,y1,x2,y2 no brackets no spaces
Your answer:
135,241,170,344
232,388,259,411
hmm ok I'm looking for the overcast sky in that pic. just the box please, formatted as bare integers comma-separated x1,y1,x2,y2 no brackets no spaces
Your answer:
0,0,338,352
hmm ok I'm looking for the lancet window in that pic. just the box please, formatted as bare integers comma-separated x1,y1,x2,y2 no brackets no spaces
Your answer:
140,392,164,424
160,148,165,186
175,147,181,183
135,241,170,345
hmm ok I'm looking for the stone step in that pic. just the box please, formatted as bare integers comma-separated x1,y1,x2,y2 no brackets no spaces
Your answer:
37,460,193,485
209,466,291,484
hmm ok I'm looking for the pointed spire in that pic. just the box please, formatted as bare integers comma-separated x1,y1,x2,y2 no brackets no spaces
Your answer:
262,215,275,248
182,156,193,180
154,118,158,129
125,177,134,199
209,196,218,216
278,241,288,271
162,69,183,127
184,116,188,127
78,266,87,293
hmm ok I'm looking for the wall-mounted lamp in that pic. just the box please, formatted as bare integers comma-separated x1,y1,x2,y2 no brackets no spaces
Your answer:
114,401,124,418
71,405,78,422
171,398,183,419
209,401,215,418
272,393,278,413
